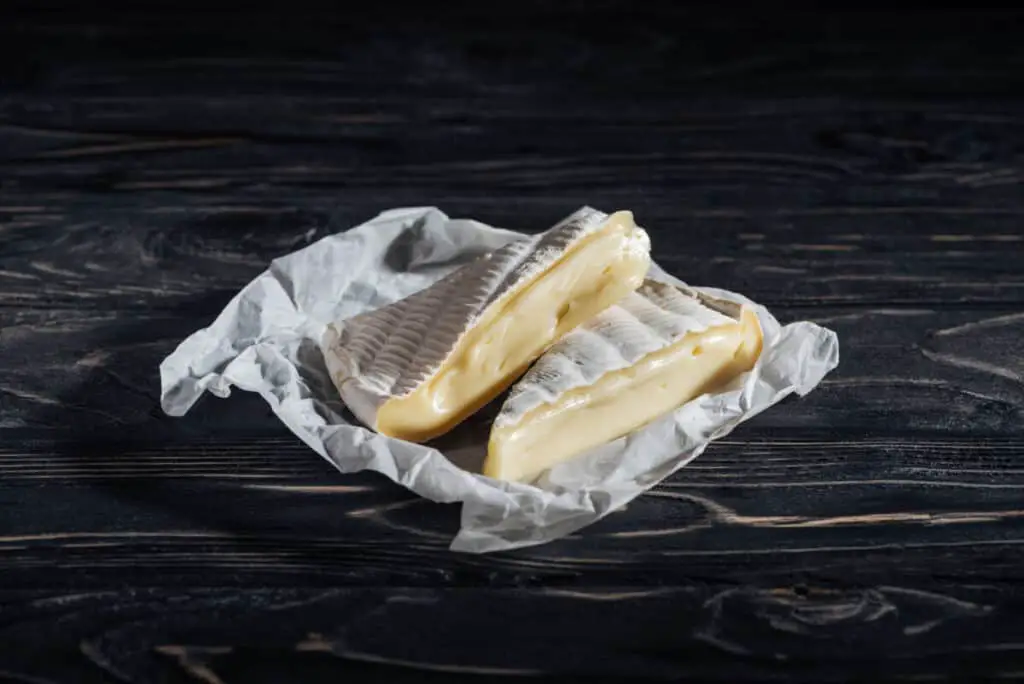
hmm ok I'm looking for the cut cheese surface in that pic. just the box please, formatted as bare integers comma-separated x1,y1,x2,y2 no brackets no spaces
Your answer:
484,280,763,483
321,207,651,443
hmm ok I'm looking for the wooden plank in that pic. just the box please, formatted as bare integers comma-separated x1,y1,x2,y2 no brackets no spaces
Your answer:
1,306,1020,435
0,585,1022,682
2,8,1024,99
0,434,1022,587
2,197,1023,311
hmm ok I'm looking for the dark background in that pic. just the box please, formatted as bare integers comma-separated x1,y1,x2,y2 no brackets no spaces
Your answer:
1,6,1023,683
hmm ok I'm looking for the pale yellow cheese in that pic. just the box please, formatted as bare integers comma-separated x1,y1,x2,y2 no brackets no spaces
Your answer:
375,212,650,442
485,307,762,483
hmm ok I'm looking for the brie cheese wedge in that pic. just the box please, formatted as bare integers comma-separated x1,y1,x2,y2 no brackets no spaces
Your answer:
484,280,763,483
322,208,651,443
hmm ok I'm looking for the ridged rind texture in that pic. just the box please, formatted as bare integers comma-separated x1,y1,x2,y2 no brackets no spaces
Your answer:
495,280,734,428
322,206,618,428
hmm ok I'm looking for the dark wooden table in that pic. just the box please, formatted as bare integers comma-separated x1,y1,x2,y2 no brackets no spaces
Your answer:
2,8,1023,682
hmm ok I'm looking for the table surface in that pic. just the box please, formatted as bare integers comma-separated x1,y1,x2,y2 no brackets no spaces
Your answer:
2,7,1023,683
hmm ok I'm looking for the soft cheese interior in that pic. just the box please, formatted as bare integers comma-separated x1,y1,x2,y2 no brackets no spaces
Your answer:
376,211,651,442
484,284,763,483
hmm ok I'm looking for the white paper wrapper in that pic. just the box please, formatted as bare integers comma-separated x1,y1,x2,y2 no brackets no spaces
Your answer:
160,207,839,553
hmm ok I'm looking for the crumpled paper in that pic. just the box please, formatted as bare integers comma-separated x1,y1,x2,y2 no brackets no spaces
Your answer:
160,207,839,553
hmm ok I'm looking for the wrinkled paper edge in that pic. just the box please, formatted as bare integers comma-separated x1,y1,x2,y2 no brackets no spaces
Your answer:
159,206,840,553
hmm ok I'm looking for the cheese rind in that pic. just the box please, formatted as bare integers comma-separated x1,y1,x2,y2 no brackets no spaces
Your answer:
321,208,651,442
484,281,763,483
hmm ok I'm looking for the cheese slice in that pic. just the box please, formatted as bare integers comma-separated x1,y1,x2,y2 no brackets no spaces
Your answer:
484,280,763,483
321,208,651,443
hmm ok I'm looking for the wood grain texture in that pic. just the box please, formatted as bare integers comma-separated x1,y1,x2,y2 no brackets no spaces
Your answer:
2,6,1024,682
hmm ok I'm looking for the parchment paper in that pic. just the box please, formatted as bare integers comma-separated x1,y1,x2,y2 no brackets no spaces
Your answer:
159,207,839,553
